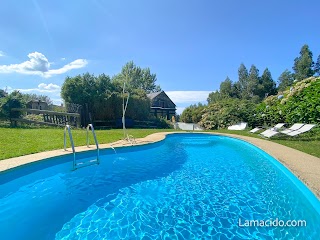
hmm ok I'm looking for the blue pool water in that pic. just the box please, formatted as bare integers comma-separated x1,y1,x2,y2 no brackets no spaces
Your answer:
0,133,320,239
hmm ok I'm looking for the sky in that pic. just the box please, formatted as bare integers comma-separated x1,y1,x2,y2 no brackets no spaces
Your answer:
0,0,319,114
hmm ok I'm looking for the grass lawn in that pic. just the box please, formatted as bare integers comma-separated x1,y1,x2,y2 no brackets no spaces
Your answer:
0,128,176,160
0,127,319,160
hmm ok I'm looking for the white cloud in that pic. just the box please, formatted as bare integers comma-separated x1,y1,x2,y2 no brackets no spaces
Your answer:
166,91,212,104
38,83,60,91
17,83,61,93
0,52,87,78
0,51,5,57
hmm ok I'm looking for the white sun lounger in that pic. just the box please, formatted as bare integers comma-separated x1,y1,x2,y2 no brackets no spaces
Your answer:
285,124,316,136
259,123,285,137
271,123,285,130
260,129,279,138
280,123,305,134
250,127,261,133
228,122,247,130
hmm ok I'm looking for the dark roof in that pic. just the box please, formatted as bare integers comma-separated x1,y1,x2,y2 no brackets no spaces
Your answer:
146,91,162,100
27,100,47,103
147,90,176,107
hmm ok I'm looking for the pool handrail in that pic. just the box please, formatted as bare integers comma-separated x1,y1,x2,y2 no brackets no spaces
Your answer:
64,125,76,169
86,124,100,165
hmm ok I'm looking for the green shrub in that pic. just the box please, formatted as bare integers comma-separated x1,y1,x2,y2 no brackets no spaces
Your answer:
199,99,257,130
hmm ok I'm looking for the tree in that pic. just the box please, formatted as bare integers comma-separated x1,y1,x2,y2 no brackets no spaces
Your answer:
220,77,233,97
259,68,277,98
247,65,260,98
231,81,241,98
207,91,222,104
293,44,314,81
278,69,294,91
0,91,25,121
0,89,7,98
238,63,249,98
21,93,53,105
112,61,161,94
180,103,206,123
314,54,320,76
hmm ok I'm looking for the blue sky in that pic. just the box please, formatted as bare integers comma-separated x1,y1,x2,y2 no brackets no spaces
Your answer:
0,0,319,114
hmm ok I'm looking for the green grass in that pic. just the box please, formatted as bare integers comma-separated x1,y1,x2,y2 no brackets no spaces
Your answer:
0,126,319,160
0,128,176,160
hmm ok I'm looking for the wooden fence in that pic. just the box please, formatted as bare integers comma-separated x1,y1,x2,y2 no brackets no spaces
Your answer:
11,108,81,127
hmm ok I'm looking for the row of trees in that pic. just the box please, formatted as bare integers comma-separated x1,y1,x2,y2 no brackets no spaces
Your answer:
0,91,55,120
61,61,162,122
181,44,320,128
1,61,166,127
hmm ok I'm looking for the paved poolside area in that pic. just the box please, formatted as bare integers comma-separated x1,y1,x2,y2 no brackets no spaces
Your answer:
1,131,320,199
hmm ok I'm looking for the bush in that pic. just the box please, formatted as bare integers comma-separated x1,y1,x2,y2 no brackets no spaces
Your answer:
0,91,25,121
256,77,320,125
199,99,257,130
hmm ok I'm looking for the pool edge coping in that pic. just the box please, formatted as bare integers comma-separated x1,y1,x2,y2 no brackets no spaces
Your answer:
1,131,320,200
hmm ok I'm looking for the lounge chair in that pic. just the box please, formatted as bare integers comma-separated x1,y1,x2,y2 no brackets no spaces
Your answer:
260,129,279,138
271,123,286,130
280,123,304,134
259,123,285,137
285,124,316,136
228,122,247,130
250,127,261,133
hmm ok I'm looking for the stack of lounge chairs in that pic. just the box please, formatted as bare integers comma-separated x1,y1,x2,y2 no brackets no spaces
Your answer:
259,123,316,138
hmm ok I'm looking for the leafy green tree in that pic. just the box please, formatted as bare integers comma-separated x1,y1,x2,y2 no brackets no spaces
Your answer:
238,63,249,98
61,71,154,123
0,89,7,98
278,69,294,91
247,65,260,98
0,91,25,121
314,54,320,76
112,61,161,94
207,91,222,104
231,81,241,98
21,93,53,105
220,77,233,97
293,44,314,81
180,103,206,123
259,68,277,98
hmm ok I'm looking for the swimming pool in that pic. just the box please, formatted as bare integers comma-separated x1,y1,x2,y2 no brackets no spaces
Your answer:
0,133,319,239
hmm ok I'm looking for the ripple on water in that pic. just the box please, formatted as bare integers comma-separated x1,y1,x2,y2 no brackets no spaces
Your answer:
56,136,320,240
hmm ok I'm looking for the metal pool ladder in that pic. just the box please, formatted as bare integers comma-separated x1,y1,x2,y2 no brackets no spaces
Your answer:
64,124,100,170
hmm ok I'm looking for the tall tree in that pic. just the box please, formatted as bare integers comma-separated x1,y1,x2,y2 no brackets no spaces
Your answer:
293,44,314,81
278,69,294,91
207,91,222,104
314,54,320,76
238,63,249,98
247,65,260,98
259,68,277,98
112,61,161,94
220,77,233,97
231,81,241,99
0,89,7,98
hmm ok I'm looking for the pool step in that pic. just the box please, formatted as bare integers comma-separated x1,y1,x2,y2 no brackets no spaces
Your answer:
75,159,99,169
64,124,100,171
